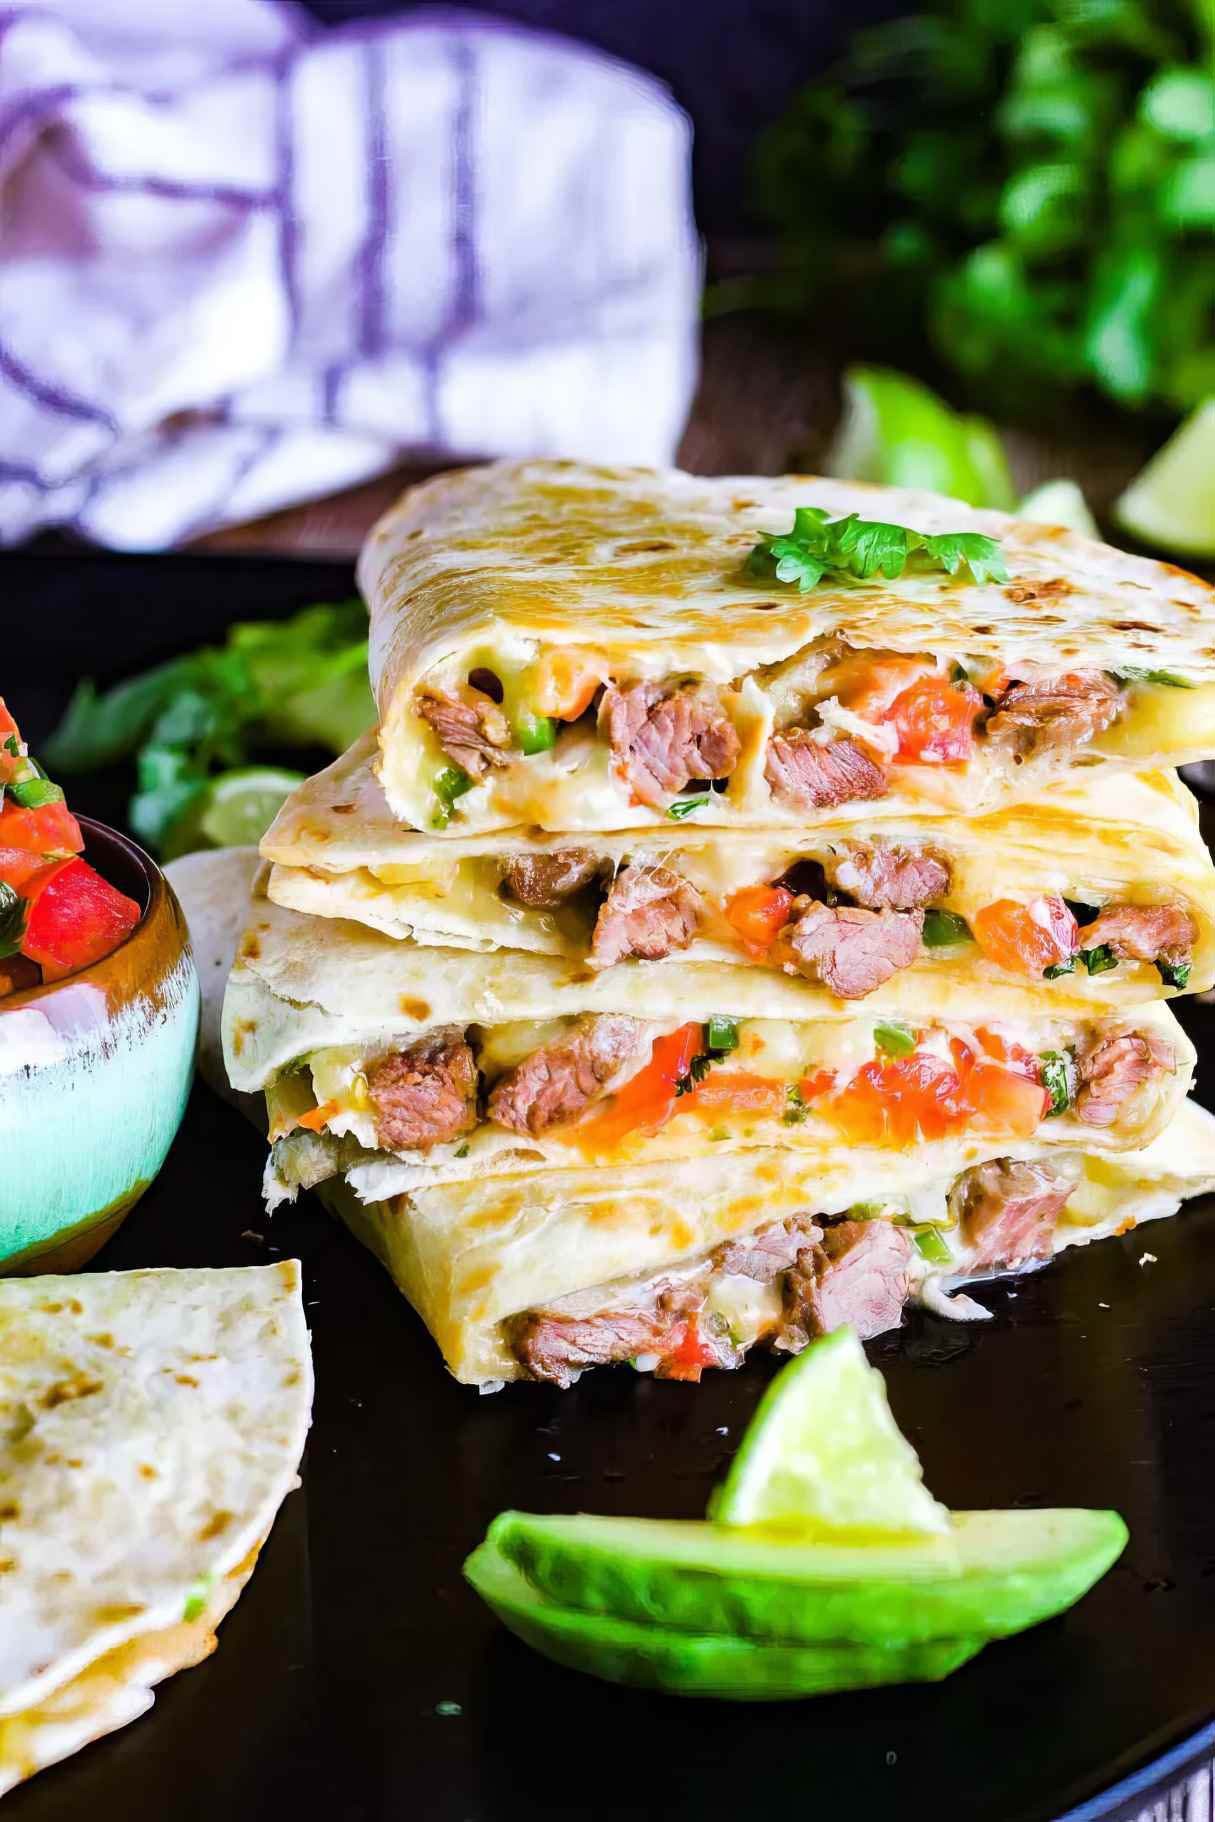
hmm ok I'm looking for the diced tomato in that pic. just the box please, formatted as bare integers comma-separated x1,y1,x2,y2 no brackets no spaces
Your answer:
295,1099,340,1133
660,1318,718,1383
883,676,982,763
572,1022,704,1151
0,700,21,785
0,797,83,865
799,1069,836,1101
974,1027,1041,1079
0,844,55,890
21,857,141,982
0,954,40,996
826,653,936,720
828,1052,970,1146
528,649,607,720
724,884,795,956
964,1062,1048,1136
973,896,1079,976
678,1070,784,1118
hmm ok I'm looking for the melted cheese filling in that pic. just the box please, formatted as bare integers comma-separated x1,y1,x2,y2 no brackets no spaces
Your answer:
267,1010,1172,1193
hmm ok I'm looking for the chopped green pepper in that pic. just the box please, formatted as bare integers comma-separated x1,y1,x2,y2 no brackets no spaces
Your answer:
0,883,25,959
1038,1050,1074,1116
874,1021,916,1057
431,763,473,829
1157,956,1191,989
914,1227,952,1265
667,794,711,820
706,1015,740,1053
515,713,557,755
8,776,65,809
1043,959,1076,979
783,1084,808,1125
1080,944,1118,975
921,909,972,947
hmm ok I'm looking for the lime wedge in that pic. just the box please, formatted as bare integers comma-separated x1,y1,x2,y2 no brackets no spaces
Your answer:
164,766,304,858
1115,400,1215,557
828,366,1016,509
1019,479,1098,538
708,1328,950,1535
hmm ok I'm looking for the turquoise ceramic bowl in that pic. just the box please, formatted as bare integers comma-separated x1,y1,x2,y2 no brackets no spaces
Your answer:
0,818,199,1273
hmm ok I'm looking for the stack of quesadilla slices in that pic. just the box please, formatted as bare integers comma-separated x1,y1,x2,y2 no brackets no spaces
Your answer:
223,461,1215,1389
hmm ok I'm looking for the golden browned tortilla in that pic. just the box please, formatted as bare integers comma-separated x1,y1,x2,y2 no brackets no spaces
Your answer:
358,461,1215,834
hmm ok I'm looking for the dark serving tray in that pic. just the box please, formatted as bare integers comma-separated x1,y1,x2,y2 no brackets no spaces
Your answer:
6,548,1215,1822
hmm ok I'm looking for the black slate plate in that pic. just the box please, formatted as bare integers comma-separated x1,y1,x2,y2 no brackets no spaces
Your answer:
6,550,1215,1822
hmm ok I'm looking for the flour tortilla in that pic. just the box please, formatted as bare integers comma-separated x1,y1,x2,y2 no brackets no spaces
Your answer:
260,732,1215,1003
220,877,1194,1193
167,848,1215,1392
0,1260,311,1795
330,1099,1215,1385
359,461,1215,832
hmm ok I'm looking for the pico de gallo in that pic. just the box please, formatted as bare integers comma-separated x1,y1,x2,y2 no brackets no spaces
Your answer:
0,699,141,998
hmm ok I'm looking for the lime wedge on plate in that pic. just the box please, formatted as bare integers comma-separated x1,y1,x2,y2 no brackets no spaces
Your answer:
828,366,1016,509
164,766,304,858
1019,479,1098,538
708,1327,950,1534
1115,400,1215,557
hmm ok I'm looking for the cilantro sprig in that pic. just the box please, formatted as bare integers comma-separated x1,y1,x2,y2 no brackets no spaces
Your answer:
748,508,1008,594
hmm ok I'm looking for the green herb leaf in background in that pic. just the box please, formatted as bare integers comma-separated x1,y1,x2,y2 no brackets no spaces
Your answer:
742,0,1215,421
45,600,373,857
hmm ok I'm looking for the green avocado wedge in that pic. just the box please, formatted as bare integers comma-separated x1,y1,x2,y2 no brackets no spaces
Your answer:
486,1507,1129,1649
465,1539,984,1701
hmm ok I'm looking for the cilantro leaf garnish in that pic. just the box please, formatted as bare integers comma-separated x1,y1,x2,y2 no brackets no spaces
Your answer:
748,509,1008,593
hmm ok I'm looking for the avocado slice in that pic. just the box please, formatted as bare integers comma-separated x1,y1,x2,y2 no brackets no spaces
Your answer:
465,1538,984,1700
488,1507,1128,1647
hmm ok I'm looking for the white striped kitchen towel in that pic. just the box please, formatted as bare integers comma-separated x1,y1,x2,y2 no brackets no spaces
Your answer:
0,0,699,548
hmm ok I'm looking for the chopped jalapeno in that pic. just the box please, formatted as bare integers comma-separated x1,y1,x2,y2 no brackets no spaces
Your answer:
1080,944,1118,975
1157,956,1191,989
515,713,557,755
783,1084,808,1125
1043,958,1076,979
431,764,473,828
706,1015,740,1052
914,1227,952,1265
922,908,972,947
453,1143,471,1159
874,1021,916,1057
0,882,25,959
667,794,711,820
1039,1050,1074,1116
8,776,64,810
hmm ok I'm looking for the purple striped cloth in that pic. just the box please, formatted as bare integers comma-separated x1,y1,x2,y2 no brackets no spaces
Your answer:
0,0,699,547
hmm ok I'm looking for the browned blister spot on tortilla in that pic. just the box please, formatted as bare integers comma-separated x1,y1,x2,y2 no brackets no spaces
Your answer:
398,995,431,1019
0,1500,19,1521
137,1463,158,1480
238,931,262,962
198,1510,234,1541
94,1602,146,1624
174,1373,200,1388
41,1374,103,1409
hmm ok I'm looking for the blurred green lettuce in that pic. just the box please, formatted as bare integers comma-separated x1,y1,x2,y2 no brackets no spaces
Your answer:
745,0,1215,419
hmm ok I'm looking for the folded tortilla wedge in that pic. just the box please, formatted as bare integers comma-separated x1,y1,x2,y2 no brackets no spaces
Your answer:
262,732,1215,1004
0,1262,311,1796
323,1098,1215,1387
222,884,1195,1206
359,461,1215,836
